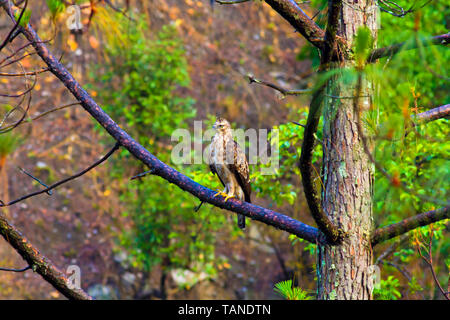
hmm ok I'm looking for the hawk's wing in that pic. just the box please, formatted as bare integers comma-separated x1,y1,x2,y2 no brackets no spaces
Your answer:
208,141,226,188
227,140,251,203
209,163,226,188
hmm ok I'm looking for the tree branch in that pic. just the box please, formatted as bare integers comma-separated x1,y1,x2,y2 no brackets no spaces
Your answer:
371,206,450,246
299,83,343,244
219,0,327,49
247,74,312,96
263,0,325,49
367,32,450,63
414,104,450,124
0,212,92,299
321,0,343,65
0,143,120,207
0,4,325,245
216,0,250,4
0,265,31,272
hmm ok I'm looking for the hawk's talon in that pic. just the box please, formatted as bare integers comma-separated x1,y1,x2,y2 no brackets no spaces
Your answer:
223,194,235,202
213,190,226,197
213,190,234,202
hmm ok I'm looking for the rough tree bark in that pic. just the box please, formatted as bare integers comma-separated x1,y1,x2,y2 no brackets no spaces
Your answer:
1,0,447,300
317,0,378,299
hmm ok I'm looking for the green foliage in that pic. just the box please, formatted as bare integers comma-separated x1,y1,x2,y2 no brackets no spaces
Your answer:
97,21,196,141
90,15,229,275
277,2,449,299
274,280,312,300
354,26,374,67
15,8,31,27
0,131,22,157
365,5,449,294
373,276,402,300
289,234,317,256
46,0,65,18
407,276,423,295
252,121,302,206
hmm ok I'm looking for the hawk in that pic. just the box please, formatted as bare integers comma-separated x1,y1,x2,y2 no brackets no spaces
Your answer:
208,117,251,229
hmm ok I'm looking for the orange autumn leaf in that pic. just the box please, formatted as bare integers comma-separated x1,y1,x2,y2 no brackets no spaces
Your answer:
20,58,32,68
67,37,78,51
89,36,100,49
391,172,401,187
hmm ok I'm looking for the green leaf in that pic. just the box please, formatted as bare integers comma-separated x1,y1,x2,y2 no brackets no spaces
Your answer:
354,26,374,67
274,280,312,300
46,0,65,17
15,8,32,27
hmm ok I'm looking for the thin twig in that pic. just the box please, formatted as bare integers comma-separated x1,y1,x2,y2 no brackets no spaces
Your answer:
0,142,120,207
247,74,312,96
0,265,31,272
19,167,53,195
415,227,449,300
0,0,27,52
0,102,81,132
216,0,250,4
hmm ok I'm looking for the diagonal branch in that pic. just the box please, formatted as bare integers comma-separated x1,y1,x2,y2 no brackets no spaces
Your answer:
0,212,92,299
0,143,120,207
371,206,450,246
0,0,27,52
0,4,324,245
217,0,328,49
263,0,326,49
247,74,312,96
367,32,450,63
299,83,343,244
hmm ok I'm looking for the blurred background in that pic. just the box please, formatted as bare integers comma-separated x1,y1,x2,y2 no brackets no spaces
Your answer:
0,0,448,299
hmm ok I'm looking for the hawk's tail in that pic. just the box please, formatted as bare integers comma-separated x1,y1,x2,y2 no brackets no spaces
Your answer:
237,214,245,230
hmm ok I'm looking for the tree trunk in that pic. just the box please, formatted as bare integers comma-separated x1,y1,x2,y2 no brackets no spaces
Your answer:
317,0,378,300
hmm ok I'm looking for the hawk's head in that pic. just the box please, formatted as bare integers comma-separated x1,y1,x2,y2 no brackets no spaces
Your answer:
213,117,231,133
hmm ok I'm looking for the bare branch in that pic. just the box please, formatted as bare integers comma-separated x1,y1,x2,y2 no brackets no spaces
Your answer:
0,143,120,207
367,32,450,63
378,0,432,18
415,227,450,300
0,67,48,76
372,206,450,246
375,234,409,265
217,0,327,49
263,0,326,49
216,0,250,4
414,104,450,124
247,74,312,96
0,211,92,299
299,83,343,244
0,265,31,272
0,102,80,132
0,0,27,52
19,167,53,195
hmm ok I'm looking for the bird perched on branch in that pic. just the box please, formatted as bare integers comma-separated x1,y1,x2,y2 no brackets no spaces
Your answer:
208,117,251,229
